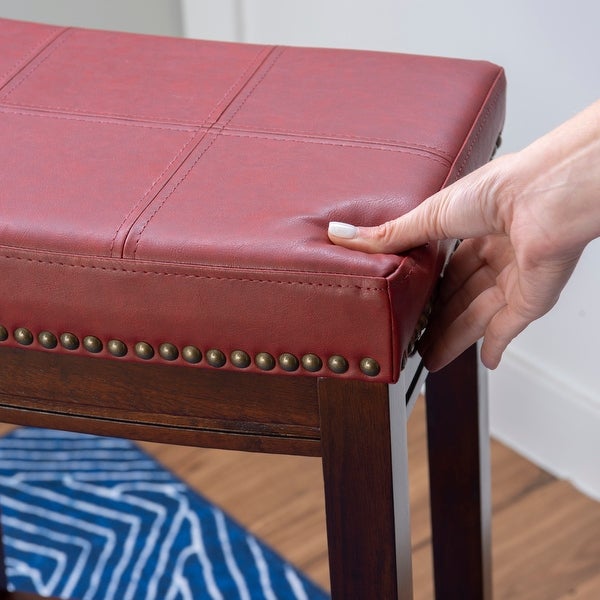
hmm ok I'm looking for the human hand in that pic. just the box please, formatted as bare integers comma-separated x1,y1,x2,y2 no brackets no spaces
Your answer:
328,100,600,371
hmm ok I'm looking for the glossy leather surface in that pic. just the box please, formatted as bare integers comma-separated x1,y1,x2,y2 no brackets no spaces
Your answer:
0,18,506,381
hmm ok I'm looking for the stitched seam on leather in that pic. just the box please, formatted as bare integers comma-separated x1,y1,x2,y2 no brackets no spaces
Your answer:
0,26,66,94
227,125,454,160
212,47,286,130
0,28,74,102
0,254,387,292
1,43,272,127
129,47,285,258
0,100,233,127
110,47,278,258
130,133,220,258
220,131,451,166
386,256,417,379
199,45,273,128
0,107,197,132
452,68,505,182
108,131,201,257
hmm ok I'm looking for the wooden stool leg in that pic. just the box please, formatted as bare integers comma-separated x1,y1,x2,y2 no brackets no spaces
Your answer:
319,379,413,599
425,344,492,600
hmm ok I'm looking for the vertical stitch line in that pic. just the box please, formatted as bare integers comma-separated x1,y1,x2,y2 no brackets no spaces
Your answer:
0,26,68,96
216,46,286,129
453,68,505,181
200,45,273,128
108,130,201,258
129,46,284,258
0,28,74,102
112,45,275,258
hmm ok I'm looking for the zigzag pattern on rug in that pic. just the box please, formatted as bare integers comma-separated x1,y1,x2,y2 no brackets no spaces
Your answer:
0,427,329,600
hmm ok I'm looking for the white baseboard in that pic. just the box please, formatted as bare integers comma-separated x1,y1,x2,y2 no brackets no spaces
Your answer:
489,348,600,502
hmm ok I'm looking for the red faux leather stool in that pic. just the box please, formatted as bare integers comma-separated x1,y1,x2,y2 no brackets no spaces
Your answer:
0,18,505,599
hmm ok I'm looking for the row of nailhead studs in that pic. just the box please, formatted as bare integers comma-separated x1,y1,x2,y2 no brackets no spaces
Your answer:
0,325,381,377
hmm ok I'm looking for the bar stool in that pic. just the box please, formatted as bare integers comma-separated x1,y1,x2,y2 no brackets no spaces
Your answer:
0,17,505,599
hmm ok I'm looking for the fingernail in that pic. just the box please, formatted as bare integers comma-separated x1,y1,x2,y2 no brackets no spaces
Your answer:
328,221,358,239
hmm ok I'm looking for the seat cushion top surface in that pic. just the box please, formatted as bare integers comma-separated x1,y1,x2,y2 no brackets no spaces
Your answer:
0,18,506,381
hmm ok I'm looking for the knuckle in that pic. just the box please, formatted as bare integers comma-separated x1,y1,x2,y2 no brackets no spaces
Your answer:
370,221,397,248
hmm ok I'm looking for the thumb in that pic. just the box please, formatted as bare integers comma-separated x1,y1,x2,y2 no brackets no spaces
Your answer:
327,159,504,253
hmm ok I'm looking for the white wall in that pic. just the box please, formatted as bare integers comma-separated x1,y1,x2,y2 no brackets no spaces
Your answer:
0,0,182,36
183,0,600,499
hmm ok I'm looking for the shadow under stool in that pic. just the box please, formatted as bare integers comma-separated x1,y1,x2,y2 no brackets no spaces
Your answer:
0,17,506,599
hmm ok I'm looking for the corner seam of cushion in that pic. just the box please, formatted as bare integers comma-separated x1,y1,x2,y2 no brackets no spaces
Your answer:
384,254,416,382
442,65,507,189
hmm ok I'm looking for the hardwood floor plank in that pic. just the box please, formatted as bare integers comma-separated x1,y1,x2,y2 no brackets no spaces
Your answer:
557,571,600,599
493,479,600,600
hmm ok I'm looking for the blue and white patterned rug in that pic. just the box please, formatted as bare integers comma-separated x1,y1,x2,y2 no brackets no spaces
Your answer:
0,427,329,600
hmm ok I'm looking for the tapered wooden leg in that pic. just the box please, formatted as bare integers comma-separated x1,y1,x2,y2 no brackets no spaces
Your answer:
425,344,492,599
319,378,413,599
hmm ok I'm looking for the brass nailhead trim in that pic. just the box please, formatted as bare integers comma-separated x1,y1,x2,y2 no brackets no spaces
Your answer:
255,352,275,371
83,335,103,354
279,353,299,372
108,339,128,357
159,342,179,361
360,357,380,377
231,350,251,369
14,327,34,346
38,331,58,349
182,345,202,364
328,355,349,374
60,332,79,350
135,341,154,360
301,353,322,372
206,349,226,368
1,323,382,378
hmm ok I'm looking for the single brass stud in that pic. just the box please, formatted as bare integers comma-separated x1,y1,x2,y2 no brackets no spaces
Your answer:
60,332,80,350
0,325,8,342
301,353,322,372
255,352,275,371
38,331,58,349
135,341,154,360
159,343,179,361
108,339,128,357
279,353,299,372
231,350,251,369
83,335,103,353
206,349,226,368
182,345,202,364
328,355,349,374
360,357,381,377
14,327,33,346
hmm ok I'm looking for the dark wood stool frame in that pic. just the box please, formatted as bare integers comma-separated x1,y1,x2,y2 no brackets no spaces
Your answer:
0,343,490,600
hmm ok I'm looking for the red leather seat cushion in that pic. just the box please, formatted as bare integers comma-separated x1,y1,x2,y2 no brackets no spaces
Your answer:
0,18,505,381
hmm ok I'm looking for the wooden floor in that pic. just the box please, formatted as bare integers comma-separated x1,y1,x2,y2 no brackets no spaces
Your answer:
139,397,600,600
1,396,598,599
